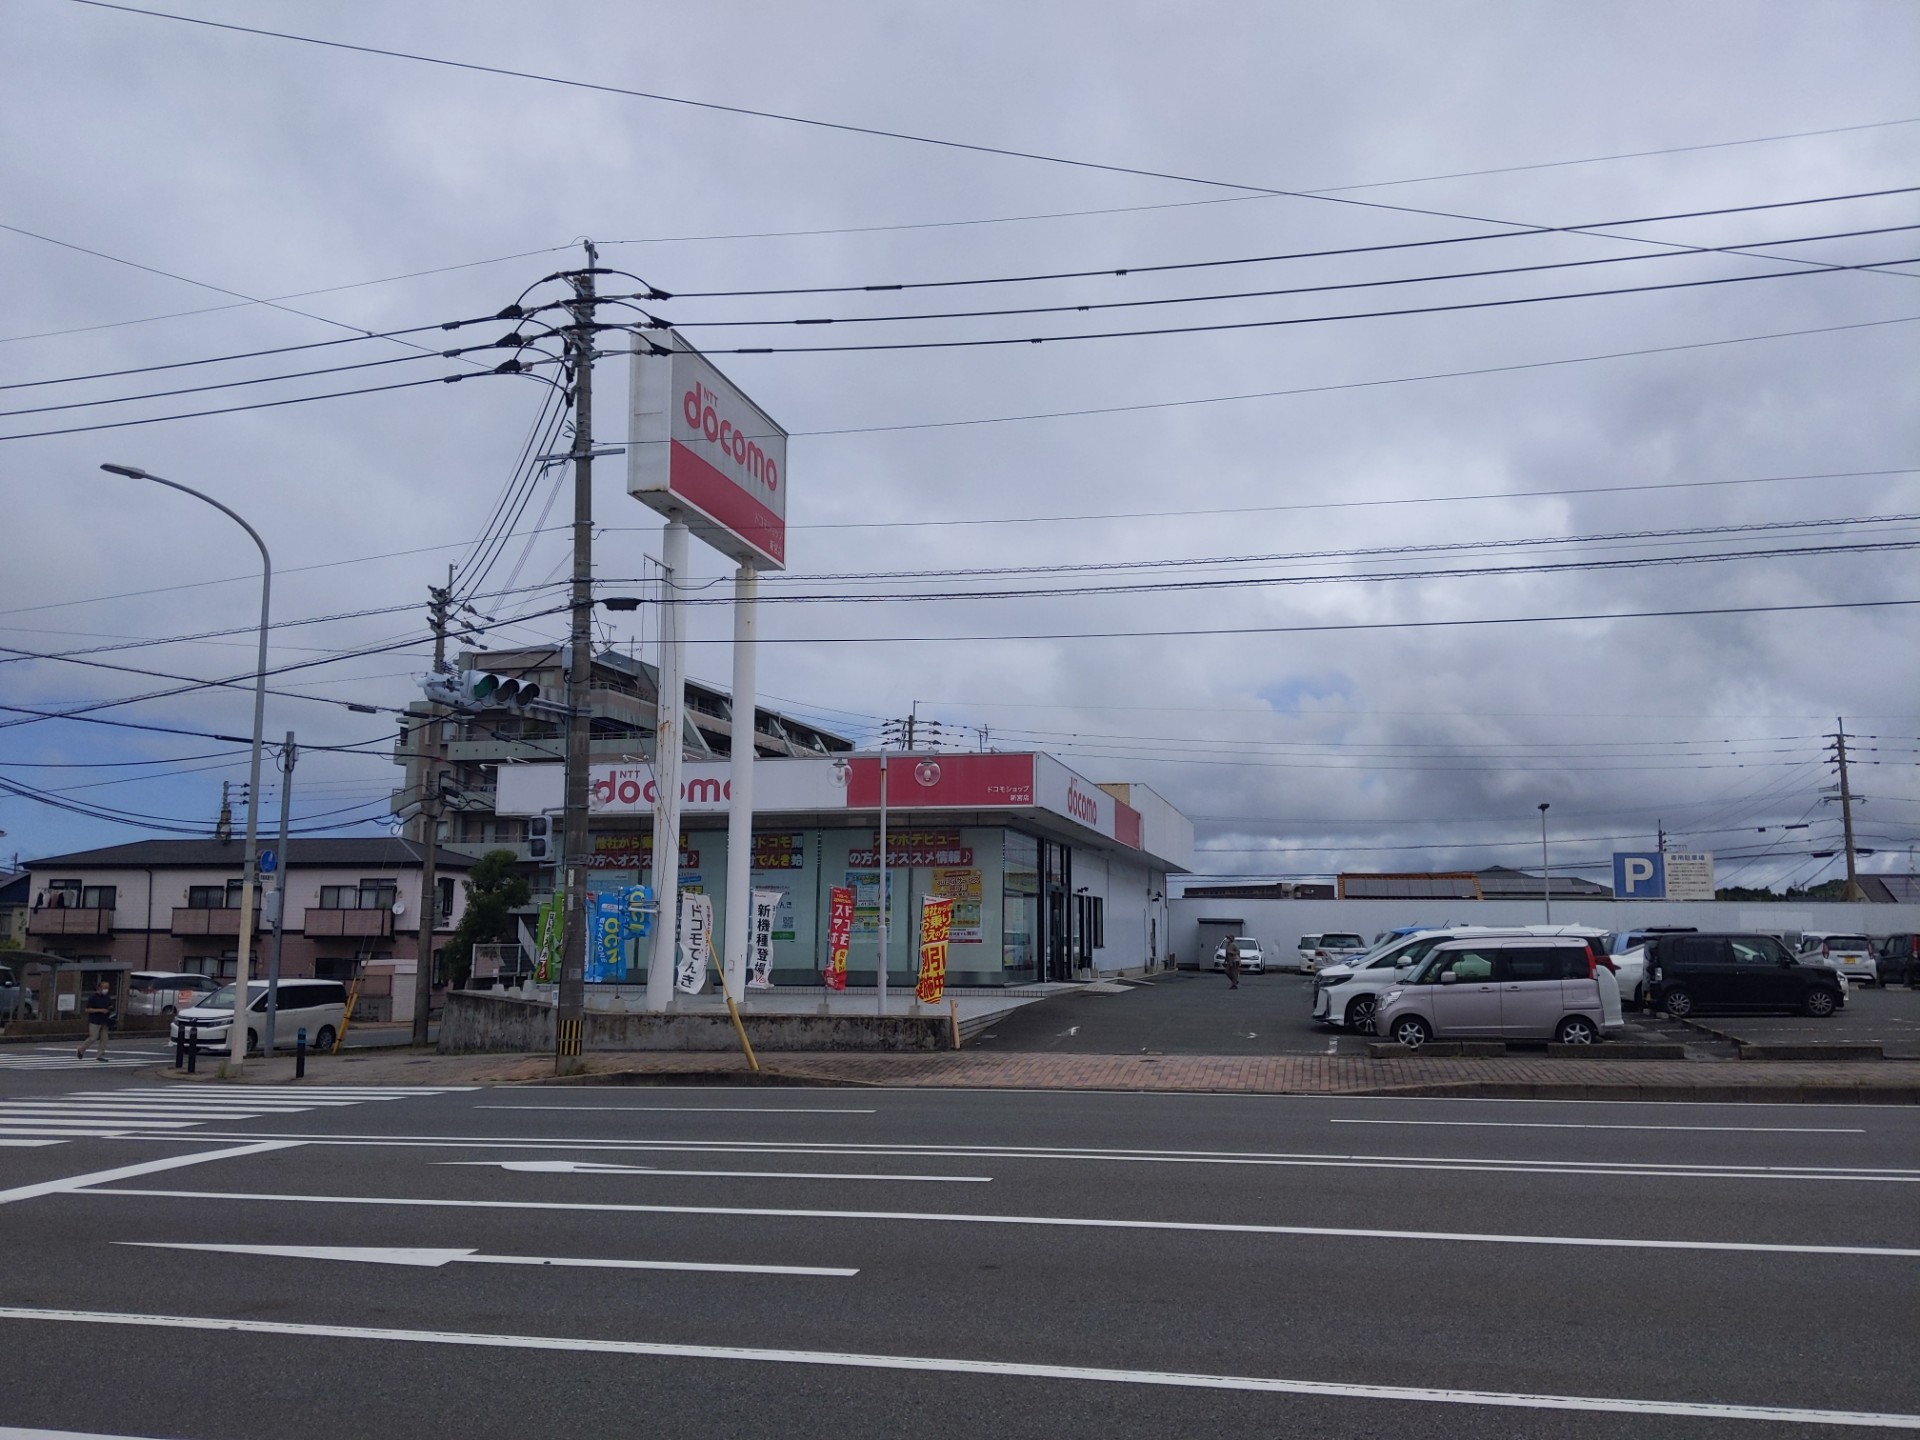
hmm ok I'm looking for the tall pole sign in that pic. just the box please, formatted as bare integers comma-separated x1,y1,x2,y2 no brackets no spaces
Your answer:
629,332,789,1013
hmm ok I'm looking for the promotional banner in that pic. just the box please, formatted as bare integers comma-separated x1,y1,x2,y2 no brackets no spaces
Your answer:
748,888,781,989
589,891,626,984
848,830,974,868
931,866,984,943
623,884,654,939
916,895,953,1004
676,891,714,994
532,897,562,983
824,885,853,991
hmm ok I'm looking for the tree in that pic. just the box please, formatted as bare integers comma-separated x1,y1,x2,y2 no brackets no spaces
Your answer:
439,849,530,988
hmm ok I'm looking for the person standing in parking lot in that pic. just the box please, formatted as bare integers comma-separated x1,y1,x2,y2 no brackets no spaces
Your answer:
78,979,114,1061
1223,937,1242,989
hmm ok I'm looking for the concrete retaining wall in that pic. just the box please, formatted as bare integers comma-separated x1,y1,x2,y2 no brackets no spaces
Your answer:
439,990,953,1054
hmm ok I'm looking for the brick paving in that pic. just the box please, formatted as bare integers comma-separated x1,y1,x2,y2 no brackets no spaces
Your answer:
155,1045,1920,1102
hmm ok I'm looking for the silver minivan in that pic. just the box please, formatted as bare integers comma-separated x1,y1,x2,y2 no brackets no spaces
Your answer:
171,979,347,1053
1374,936,1619,1048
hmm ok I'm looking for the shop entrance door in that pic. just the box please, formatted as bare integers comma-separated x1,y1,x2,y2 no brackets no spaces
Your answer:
1042,840,1073,983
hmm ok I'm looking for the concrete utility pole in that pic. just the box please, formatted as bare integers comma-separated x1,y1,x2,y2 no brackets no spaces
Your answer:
264,732,295,1055
412,576,452,1046
555,243,599,1068
1537,802,1552,924
721,561,758,999
1832,717,1865,902
648,520,688,1013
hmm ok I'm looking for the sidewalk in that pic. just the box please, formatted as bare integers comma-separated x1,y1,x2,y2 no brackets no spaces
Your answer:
151,1046,1920,1102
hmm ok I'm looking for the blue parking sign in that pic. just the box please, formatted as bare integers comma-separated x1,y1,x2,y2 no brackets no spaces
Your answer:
1612,852,1665,899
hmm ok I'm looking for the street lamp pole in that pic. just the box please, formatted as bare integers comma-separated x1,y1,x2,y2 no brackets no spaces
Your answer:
1537,802,1552,924
102,464,270,1072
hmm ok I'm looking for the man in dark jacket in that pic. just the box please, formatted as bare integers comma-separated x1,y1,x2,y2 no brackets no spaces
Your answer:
79,979,115,1061
1223,937,1242,990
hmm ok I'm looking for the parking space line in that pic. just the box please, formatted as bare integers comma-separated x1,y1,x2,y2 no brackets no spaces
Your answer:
2,1308,1913,1429
84,1187,1920,1260
477,1106,878,1115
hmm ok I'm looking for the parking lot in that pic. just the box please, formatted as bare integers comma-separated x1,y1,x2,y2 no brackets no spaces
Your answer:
970,967,1920,1057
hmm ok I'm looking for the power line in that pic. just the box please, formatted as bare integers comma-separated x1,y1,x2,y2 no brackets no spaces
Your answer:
658,198,1920,299
62,0,1920,288
635,252,1920,356
649,595,1920,645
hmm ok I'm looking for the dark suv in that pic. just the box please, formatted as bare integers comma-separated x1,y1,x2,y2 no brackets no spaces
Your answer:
1877,934,1920,988
1645,933,1846,1018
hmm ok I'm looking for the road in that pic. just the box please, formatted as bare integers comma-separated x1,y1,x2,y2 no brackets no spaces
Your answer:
2,1063,1917,1437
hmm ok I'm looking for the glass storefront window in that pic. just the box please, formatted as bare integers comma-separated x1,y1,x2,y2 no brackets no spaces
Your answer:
1003,831,1040,983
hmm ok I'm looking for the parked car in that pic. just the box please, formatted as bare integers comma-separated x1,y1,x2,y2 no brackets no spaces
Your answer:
1644,933,1846,1017
124,971,220,1017
172,979,347,1053
1293,935,1323,972
1798,933,1878,986
1303,932,1368,973
1315,925,1611,1033
0,962,35,1022
1211,938,1266,974
1604,927,1696,1008
1876,934,1920,987
1375,935,1620,1048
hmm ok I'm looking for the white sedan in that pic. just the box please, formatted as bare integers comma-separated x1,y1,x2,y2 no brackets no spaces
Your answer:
1211,939,1265,974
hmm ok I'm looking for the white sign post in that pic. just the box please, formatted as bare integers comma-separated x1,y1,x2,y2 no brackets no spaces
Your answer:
629,331,788,1014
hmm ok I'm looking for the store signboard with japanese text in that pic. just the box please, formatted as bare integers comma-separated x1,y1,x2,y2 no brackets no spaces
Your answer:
1033,754,1144,849
847,830,974,868
497,761,843,818
842,753,1035,809
916,895,952,1004
628,330,788,570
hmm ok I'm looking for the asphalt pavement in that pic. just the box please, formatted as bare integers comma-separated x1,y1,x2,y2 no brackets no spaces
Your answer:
3,1063,1917,1438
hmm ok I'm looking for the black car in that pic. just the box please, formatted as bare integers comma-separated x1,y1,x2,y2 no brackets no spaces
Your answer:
1644,933,1846,1018
1878,934,1920,987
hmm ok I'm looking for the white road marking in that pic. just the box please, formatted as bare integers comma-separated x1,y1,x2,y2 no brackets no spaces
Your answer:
480,1113,879,1121
0,1139,62,1148
116,1242,857,1277
1332,1119,1868,1134
90,1187,1920,1260
0,1087,475,1147
85,1131,1920,1182
442,1160,989,1182
0,1142,299,1206
1,1309,1912,1429
0,1427,185,1439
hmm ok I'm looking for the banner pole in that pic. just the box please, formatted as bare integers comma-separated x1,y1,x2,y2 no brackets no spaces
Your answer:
876,748,889,1018
722,563,757,1000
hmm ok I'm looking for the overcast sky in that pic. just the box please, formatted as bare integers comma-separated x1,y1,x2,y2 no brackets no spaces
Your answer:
3,0,1916,889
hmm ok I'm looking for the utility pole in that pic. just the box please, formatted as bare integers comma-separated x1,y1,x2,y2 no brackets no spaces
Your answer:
905,700,918,751
556,243,599,1070
1830,717,1866,902
412,575,453,1046
264,731,295,1055
1657,820,1665,853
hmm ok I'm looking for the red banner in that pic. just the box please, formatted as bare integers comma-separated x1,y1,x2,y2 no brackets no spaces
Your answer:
916,895,953,1004
824,885,853,991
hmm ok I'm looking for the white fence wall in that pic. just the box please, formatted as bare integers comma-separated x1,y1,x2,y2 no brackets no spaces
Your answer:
1169,897,1920,969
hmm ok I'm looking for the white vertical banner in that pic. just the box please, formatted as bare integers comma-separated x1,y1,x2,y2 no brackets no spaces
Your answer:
676,892,713,994
748,888,780,989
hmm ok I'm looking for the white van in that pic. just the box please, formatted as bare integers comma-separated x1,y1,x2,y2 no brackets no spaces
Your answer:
171,979,347,1053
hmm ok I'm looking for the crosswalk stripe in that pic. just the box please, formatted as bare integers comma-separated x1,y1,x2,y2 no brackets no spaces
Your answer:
0,1084,472,1147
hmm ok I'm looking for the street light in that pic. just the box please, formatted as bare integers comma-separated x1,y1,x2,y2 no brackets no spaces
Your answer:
101,463,270,1071
1537,802,1552,924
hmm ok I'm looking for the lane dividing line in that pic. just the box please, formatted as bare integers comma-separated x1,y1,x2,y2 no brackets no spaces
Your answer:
0,1309,1911,1429
73,1133,1920,1181
441,1161,989,1182
478,1113,879,1121
0,1143,301,1206
83,1188,1920,1260
116,1242,857,1278
1331,1120,1867,1133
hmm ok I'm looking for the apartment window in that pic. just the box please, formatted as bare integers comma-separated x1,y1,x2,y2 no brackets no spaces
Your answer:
46,879,82,907
437,876,455,920
187,886,229,909
320,880,398,910
81,885,117,911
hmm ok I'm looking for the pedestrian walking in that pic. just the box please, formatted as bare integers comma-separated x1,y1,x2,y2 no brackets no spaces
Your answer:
78,979,115,1062
1223,937,1242,989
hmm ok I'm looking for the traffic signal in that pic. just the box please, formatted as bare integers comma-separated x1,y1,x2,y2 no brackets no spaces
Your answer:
527,815,552,861
420,669,542,711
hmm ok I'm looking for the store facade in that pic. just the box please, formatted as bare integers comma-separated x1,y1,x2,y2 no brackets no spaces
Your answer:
496,753,1193,988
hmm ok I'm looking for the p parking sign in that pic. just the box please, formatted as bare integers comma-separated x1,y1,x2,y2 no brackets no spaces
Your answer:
1613,852,1665,899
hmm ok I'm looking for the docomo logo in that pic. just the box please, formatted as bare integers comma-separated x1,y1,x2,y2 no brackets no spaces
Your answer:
1065,780,1100,826
593,773,732,808
682,382,779,496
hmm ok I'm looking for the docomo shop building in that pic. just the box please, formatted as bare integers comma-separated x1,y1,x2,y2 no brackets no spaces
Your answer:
496,752,1194,987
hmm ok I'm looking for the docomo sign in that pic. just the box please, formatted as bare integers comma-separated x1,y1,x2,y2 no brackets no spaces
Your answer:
593,764,733,813
629,330,789,570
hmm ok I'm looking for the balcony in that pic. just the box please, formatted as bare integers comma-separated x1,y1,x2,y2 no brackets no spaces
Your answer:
303,908,394,939
446,738,564,763
27,907,113,937
170,907,255,937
